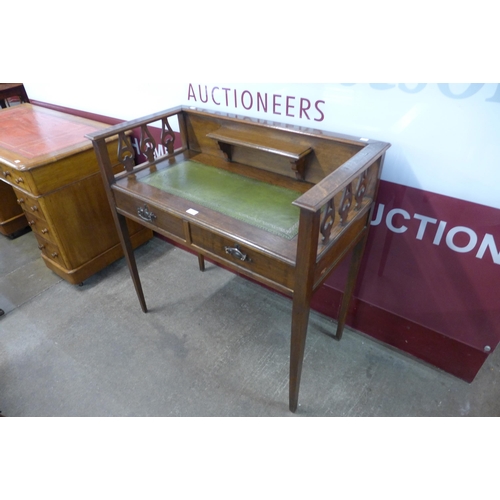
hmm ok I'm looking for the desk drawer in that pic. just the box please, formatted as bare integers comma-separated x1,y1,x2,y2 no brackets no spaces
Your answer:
13,188,47,221
114,190,185,240
0,165,34,194
189,224,295,290
33,233,64,265
25,212,57,244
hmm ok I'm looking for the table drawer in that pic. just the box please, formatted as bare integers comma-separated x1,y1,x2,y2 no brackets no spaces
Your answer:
25,212,57,244
189,224,295,290
0,164,33,193
33,233,64,265
13,188,47,221
114,190,185,241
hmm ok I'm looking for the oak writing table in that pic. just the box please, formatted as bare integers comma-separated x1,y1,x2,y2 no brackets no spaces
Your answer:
0,104,152,283
86,106,390,412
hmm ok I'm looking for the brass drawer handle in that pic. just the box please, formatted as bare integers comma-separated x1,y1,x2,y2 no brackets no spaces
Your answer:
28,220,36,226
41,228,49,234
224,244,251,262
137,204,157,222
15,177,24,184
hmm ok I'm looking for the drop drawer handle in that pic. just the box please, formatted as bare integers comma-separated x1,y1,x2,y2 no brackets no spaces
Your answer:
137,204,157,222
224,244,251,262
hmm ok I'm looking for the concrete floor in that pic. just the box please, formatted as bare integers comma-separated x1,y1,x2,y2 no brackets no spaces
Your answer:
1,229,499,417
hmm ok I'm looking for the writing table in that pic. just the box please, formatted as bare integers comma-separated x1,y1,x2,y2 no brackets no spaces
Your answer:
86,106,390,412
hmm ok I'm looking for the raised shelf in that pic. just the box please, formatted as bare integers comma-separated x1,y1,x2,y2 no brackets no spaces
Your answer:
207,127,312,180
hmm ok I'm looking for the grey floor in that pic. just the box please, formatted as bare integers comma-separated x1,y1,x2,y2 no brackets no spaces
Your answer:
1,229,499,417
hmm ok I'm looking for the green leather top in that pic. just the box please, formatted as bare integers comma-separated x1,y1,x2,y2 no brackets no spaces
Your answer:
139,160,301,239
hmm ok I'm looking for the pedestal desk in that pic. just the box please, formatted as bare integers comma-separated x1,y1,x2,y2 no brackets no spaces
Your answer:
87,106,390,411
0,104,152,284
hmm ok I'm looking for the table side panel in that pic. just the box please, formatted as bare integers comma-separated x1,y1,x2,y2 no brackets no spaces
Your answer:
314,213,370,288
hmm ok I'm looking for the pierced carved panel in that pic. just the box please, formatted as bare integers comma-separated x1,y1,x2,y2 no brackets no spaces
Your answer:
339,183,353,226
117,132,135,172
320,198,336,244
355,170,368,209
161,117,176,155
140,125,157,163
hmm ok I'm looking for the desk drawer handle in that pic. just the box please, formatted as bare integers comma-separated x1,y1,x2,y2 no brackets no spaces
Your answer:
15,177,24,184
3,171,11,177
224,244,251,262
137,205,157,222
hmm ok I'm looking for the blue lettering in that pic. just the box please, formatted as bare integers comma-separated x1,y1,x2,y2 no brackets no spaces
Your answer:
398,83,427,94
437,83,484,99
485,84,500,103
370,83,396,90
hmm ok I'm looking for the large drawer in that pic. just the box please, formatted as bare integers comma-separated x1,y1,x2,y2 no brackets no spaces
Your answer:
189,224,295,291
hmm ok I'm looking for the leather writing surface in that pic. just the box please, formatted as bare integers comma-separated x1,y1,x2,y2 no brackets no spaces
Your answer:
140,160,301,239
0,105,98,160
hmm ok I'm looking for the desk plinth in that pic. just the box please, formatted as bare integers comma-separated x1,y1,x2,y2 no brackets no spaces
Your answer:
0,104,152,283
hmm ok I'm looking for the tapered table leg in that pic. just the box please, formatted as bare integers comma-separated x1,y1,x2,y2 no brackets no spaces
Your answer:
116,213,148,313
289,209,320,412
334,230,368,340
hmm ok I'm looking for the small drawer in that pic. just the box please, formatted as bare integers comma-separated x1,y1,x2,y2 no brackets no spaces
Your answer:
13,188,46,221
1,165,32,193
189,224,294,289
33,233,63,264
114,190,185,241
25,213,56,244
